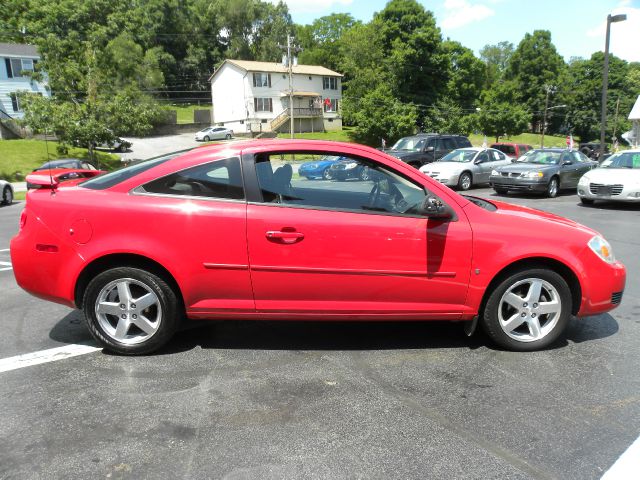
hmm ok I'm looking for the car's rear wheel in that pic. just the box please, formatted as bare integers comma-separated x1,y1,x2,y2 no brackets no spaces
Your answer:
580,197,595,205
546,177,559,198
225,133,232,140
457,172,472,191
481,268,572,351
83,267,180,355
1,186,12,205
203,135,210,142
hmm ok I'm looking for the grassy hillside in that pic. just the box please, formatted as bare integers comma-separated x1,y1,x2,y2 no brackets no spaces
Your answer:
0,139,120,181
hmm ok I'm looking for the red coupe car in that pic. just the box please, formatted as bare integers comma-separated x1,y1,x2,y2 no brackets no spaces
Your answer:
11,140,626,354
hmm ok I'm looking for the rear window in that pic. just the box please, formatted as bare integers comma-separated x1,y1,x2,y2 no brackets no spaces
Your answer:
456,137,472,148
81,150,189,190
492,144,516,155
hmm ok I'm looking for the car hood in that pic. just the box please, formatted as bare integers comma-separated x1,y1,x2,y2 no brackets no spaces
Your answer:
581,168,640,184
483,198,596,236
496,163,557,174
421,162,468,174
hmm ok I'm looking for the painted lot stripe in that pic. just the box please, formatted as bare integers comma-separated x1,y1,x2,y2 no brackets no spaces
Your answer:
0,344,101,373
0,260,12,272
0,248,9,252
601,435,640,480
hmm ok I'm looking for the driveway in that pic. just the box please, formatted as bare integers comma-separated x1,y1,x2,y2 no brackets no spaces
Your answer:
120,133,204,161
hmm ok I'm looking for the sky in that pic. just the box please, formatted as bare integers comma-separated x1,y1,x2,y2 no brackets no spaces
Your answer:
270,0,640,63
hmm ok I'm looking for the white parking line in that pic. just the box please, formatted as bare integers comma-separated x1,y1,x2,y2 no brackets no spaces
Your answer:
0,260,12,272
601,435,640,480
0,344,101,373
0,248,9,252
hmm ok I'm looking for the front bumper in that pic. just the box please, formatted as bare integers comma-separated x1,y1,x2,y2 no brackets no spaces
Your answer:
577,183,640,202
576,247,626,316
422,172,459,186
490,176,548,192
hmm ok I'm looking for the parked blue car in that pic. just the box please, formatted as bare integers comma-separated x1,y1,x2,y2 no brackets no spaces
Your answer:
298,155,345,180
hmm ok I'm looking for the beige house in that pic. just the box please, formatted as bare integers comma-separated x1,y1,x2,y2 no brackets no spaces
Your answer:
210,59,343,135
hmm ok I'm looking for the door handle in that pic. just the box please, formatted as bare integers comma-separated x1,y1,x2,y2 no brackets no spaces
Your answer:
266,230,305,244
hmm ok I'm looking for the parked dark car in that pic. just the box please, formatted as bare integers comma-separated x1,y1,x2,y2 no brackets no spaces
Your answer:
489,149,597,197
33,159,98,172
385,133,472,168
490,142,533,159
328,158,371,181
579,142,609,161
97,137,132,152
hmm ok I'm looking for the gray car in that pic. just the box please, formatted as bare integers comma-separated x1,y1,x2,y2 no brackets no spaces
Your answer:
419,147,511,190
490,149,597,198
1,179,14,206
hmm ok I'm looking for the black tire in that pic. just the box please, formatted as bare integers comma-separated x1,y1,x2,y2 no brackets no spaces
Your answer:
225,133,232,140
481,268,572,351
118,144,127,152
457,172,472,191
1,186,12,206
203,135,210,142
322,168,333,180
546,177,559,198
580,197,595,205
83,267,180,355
494,187,508,195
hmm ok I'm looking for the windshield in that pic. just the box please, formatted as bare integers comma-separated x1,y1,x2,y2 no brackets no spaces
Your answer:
440,150,476,163
601,152,640,169
517,151,561,165
81,150,190,190
391,137,426,151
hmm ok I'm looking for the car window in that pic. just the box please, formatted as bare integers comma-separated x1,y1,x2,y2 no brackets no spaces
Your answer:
438,138,456,150
476,152,489,163
456,137,472,148
560,153,573,164
571,152,584,163
490,150,505,161
254,152,429,217
141,157,244,200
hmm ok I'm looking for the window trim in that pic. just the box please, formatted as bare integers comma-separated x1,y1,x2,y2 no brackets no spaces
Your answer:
254,97,273,113
252,72,271,88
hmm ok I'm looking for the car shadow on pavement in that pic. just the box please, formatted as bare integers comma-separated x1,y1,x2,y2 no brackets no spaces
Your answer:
47,312,620,355
577,201,640,211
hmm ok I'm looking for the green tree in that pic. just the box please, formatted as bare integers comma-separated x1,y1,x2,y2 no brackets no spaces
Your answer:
422,97,474,135
346,85,418,146
474,85,530,142
479,41,514,89
506,31,565,131
297,13,359,72
443,40,486,110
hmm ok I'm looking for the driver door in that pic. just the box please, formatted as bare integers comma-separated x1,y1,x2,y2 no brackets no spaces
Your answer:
245,152,473,317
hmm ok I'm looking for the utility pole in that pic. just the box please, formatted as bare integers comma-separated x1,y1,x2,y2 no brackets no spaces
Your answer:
279,34,302,139
540,85,555,149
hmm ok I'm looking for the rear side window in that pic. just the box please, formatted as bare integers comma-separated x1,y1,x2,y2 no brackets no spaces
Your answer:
141,157,244,200
456,137,472,148
81,151,187,190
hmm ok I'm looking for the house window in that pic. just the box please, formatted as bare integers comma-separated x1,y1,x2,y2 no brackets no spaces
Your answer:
323,77,338,90
252,72,271,88
254,98,273,112
5,58,35,78
9,93,20,112
324,99,339,113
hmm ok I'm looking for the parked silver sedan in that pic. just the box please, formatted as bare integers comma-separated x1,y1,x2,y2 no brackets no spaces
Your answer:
419,147,511,190
195,126,234,141
1,179,14,206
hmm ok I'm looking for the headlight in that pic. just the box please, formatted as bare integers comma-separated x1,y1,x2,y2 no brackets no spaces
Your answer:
588,235,615,264
345,162,358,169
523,171,544,178
491,170,499,176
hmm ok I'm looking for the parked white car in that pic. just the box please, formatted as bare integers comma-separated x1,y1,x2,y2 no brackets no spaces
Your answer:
1,179,14,206
419,147,511,190
195,126,233,141
577,149,640,204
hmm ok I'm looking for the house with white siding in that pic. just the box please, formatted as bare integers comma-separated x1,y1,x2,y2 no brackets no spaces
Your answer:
210,59,342,135
0,43,50,122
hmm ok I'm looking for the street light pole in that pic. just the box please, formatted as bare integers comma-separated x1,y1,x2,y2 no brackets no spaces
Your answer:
600,13,627,160
540,85,555,149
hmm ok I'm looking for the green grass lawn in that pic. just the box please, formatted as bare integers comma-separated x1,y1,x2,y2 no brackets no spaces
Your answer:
161,104,212,125
469,132,570,148
0,139,121,182
277,127,355,142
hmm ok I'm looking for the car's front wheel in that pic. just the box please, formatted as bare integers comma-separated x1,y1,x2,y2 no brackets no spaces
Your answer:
481,268,572,351
203,135,210,142
494,187,508,195
225,133,232,140
580,197,595,205
1,186,12,205
457,172,472,191
83,267,180,355
322,168,333,180
546,177,559,198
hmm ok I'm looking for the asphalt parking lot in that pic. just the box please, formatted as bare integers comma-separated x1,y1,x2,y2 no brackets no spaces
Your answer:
1,187,639,479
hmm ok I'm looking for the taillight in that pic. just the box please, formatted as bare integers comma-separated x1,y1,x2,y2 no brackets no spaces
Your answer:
19,210,27,230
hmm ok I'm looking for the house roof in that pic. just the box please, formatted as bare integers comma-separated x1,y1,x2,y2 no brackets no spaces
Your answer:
629,95,640,120
211,59,342,82
0,43,39,58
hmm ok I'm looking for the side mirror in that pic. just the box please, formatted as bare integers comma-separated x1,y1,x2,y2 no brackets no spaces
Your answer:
421,196,453,220
510,158,517,163
425,146,435,152
563,160,573,166
474,159,482,165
